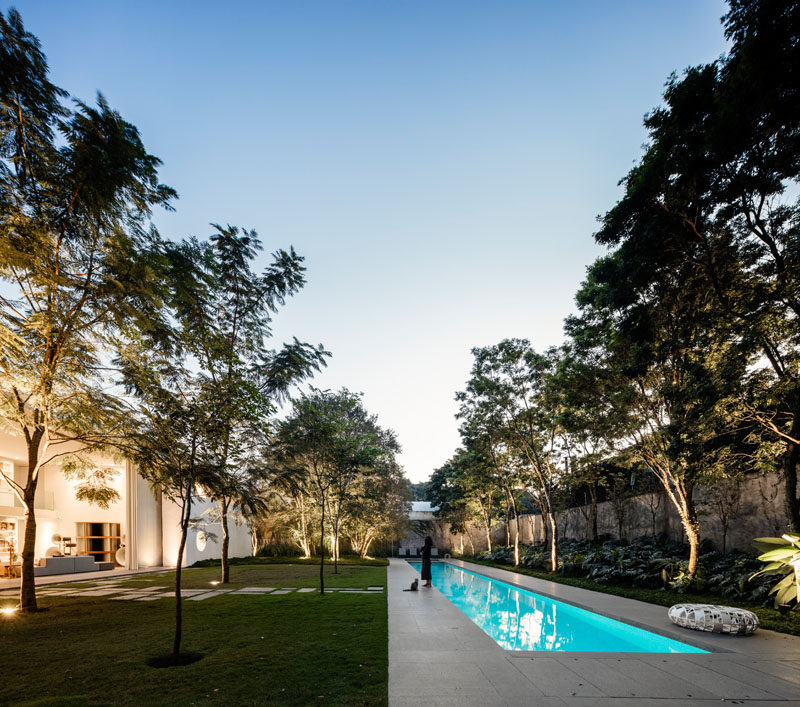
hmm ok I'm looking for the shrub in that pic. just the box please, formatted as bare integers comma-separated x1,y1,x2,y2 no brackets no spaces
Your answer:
474,536,778,605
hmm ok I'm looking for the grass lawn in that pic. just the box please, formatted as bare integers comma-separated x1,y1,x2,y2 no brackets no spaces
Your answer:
466,558,800,637
0,563,387,706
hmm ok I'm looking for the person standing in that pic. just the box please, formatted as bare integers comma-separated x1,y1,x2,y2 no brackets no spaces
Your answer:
421,536,433,588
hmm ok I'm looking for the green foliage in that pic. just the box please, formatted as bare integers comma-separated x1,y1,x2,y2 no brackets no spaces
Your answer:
476,536,779,604
751,534,800,608
0,8,175,611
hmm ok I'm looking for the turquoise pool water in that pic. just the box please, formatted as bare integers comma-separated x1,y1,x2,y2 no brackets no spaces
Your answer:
408,562,706,653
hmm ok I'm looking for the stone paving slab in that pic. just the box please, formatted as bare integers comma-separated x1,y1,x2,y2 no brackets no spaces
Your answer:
234,587,276,593
388,558,800,706
187,590,231,601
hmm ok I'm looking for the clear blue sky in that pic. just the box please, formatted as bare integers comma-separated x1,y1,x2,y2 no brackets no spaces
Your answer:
12,1,730,482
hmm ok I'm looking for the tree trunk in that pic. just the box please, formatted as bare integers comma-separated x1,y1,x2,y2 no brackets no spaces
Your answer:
173,486,192,663
678,486,701,578
513,513,520,567
684,517,700,578
298,495,311,558
548,512,558,572
319,494,325,594
783,425,800,532
589,481,598,542
541,509,549,548
220,498,230,584
20,433,43,613
467,530,475,555
333,518,340,574
485,523,492,553
20,490,37,612
361,534,375,559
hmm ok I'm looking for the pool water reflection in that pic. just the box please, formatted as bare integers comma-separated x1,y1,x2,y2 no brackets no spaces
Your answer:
408,562,706,653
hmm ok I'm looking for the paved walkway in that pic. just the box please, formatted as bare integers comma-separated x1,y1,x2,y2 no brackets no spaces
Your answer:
388,558,800,706
0,565,170,590
0,576,384,602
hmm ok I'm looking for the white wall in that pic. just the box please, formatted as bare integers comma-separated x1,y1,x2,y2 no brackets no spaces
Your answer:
134,473,163,567
0,431,127,563
161,495,252,567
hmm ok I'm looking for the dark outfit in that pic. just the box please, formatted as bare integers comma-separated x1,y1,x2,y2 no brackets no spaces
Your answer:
421,544,432,581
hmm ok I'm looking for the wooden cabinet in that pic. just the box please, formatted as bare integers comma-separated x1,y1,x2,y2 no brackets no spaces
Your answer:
75,522,121,565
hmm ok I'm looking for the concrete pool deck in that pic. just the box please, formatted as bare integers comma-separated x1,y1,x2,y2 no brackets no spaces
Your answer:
388,558,800,706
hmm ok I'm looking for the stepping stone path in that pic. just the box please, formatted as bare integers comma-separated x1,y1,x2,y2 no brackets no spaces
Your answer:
4,580,385,602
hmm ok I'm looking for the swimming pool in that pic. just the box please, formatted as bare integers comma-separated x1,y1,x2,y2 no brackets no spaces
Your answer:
408,562,706,653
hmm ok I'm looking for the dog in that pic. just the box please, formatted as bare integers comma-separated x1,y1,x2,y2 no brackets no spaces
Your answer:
402,578,419,592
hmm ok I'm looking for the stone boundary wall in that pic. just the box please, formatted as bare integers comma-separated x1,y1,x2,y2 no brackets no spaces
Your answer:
427,472,790,555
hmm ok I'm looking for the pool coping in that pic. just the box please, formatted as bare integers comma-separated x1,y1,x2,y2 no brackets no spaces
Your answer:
389,557,800,706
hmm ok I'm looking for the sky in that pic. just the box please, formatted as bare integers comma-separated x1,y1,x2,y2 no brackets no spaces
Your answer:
12,0,730,483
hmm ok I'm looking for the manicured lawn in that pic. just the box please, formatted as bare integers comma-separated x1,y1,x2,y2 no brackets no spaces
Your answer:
466,558,800,637
0,564,387,706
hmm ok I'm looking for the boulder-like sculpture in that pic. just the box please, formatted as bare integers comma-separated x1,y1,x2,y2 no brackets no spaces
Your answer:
668,603,759,635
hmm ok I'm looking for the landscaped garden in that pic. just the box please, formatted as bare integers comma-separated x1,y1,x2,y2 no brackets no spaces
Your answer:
0,562,388,706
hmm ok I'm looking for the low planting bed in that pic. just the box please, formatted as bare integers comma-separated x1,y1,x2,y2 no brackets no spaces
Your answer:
468,536,800,636
0,563,387,706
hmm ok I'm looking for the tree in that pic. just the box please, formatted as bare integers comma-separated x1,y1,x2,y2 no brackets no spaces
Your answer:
428,448,498,553
0,10,175,612
118,344,227,664
554,347,634,541
172,225,328,583
571,254,748,576
594,0,800,530
343,457,410,558
457,340,564,571
702,475,743,554
273,389,388,591
262,464,318,557
604,468,635,542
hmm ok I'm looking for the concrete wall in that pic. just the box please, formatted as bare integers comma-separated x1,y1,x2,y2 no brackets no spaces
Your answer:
538,472,790,552
417,472,791,555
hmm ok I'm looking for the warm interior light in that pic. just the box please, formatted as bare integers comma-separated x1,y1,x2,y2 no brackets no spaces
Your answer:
1,607,17,616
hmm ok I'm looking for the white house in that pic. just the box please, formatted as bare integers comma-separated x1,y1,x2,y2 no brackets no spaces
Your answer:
0,429,251,576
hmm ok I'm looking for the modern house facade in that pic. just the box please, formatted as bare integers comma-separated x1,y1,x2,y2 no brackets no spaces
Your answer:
0,429,251,576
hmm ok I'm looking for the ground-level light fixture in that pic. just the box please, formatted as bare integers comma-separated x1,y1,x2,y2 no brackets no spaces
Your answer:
1,606,18,616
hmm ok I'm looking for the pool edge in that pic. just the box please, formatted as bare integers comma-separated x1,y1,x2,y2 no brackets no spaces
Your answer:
421,558,726,654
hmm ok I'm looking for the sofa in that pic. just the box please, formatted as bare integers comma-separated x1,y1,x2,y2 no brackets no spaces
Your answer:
34,555,100,576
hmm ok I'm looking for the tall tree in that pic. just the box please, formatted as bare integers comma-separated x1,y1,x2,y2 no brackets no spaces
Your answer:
594,0,800,530
273,389,387,591
555,346,634,541
0,9,175,612
571,254,748,576
457,340,564,571
173,225,328,583
428,448,498,553
343,456,410,559
118,340,227,664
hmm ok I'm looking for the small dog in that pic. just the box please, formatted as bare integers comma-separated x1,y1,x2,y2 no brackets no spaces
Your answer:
402,578,419,592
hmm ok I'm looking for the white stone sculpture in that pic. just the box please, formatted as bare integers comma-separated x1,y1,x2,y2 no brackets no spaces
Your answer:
668,603,759,635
